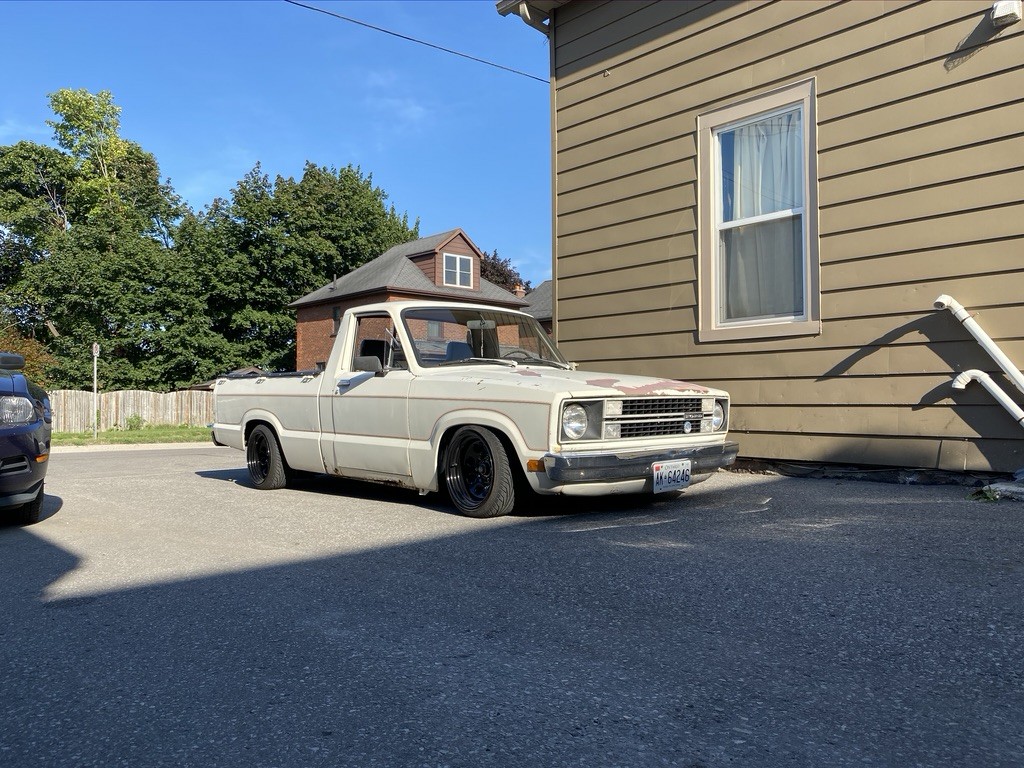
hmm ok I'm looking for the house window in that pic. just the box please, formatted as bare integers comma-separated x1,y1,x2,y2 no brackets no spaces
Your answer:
332,307,342,336
697,80,819,341
443,253,473,288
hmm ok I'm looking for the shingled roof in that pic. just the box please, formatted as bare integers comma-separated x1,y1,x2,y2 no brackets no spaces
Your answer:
289,229,527,309
521,279,552,322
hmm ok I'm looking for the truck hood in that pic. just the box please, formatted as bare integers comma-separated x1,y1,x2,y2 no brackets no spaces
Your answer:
422,364,725,399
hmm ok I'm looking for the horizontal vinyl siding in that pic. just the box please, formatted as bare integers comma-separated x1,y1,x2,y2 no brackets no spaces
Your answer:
552,0,1024,472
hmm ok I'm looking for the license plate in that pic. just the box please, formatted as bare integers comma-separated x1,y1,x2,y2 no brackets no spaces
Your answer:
652,459,691,493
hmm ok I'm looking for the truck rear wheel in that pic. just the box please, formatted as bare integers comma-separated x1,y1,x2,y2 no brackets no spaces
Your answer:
443,426,515,518
246,425,288,490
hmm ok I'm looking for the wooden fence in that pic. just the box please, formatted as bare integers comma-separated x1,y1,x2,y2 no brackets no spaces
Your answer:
49,389,214,433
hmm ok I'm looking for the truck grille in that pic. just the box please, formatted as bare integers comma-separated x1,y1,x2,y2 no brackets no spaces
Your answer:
611,397,708,439
620,398,703,417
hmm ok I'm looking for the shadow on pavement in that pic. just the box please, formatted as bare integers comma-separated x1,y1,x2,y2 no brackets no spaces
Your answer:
2,472,1022,767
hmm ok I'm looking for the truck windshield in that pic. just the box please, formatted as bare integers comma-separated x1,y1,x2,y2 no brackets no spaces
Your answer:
401,307,570,369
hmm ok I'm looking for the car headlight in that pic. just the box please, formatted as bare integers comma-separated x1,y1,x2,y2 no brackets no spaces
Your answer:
0,396,35,425
712,402,726,431
561,403,588,440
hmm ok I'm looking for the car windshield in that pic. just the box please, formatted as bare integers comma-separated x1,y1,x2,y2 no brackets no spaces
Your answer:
401,307,569,369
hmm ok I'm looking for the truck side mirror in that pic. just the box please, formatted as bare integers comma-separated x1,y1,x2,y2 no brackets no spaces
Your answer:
353,355,385,375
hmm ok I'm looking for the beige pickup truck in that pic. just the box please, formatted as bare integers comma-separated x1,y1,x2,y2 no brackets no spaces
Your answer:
213,300,737,517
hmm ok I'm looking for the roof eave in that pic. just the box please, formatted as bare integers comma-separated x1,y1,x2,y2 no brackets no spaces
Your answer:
292,286,528,310
496,0,569,34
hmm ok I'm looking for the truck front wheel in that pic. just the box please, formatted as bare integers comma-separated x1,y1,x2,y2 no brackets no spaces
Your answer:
246,424,288,490
443,426,515,518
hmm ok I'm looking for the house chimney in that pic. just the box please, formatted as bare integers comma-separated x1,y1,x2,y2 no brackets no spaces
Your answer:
330,274,337,291
513,283,527,298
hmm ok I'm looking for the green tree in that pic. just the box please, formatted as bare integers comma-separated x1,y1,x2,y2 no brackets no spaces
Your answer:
46,88,127,213
1,89,187,390
0,141,79,292
201,162,418,370
480,249,531,293
1,89,420,388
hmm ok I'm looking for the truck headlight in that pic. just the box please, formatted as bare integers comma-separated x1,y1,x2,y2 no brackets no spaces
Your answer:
712,402,726,431
561,403,588,440
0,396,34,425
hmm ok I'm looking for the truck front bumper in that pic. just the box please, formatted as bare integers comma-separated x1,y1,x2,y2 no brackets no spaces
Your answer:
543,441,739,484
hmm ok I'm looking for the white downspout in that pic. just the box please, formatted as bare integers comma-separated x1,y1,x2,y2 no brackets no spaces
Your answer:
952,370,1024,428
935,294,1024,397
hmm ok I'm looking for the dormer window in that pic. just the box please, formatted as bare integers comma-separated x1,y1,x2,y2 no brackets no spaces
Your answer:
443,253,473,288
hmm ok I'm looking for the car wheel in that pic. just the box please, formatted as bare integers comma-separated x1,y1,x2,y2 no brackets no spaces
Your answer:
443,426,516,518
246,425,288,490
14,483,45,525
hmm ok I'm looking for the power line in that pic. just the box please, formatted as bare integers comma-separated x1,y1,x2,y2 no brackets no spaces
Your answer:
282,0,548,84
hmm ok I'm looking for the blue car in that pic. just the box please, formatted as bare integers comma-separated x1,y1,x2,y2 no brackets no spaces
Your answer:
0,352,51,525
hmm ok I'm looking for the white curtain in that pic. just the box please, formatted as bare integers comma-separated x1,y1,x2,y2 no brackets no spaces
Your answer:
721,109,804,322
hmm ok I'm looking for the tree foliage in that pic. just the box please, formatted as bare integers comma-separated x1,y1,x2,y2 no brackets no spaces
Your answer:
480,249,531,294
185,162,417,371
0,89,419,390
0,321,55,386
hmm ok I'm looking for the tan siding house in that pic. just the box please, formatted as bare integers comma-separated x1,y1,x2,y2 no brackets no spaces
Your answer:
501,0,1024,472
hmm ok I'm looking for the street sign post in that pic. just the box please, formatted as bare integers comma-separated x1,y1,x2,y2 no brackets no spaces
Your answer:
92,343,99,439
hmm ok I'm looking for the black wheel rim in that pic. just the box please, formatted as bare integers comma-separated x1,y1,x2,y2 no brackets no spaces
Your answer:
446,431,493,511
247,430,271,484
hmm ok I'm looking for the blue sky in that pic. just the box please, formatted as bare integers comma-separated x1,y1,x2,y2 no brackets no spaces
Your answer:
1,0,553,286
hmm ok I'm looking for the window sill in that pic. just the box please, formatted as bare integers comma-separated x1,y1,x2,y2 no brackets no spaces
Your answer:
698,319,821,343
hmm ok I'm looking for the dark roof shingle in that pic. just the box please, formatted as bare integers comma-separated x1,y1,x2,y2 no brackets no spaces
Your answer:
289,229,527,308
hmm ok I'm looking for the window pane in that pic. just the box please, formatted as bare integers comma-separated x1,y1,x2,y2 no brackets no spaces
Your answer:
719,215,803,322
444,254,471,287
720,107,802,223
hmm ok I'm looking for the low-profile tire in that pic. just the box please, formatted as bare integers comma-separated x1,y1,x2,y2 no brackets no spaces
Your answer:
443,426,516,518
246,424,288,490
14,483,44,525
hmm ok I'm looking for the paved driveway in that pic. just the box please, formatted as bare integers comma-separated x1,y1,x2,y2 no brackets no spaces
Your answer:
1,445,1022,767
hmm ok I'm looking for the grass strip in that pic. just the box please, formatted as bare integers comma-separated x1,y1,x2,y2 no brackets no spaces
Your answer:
52,425,212,446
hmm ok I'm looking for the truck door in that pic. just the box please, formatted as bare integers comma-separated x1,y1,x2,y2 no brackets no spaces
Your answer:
322,313,412,480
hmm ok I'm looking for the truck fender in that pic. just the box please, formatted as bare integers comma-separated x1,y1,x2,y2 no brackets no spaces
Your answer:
411,409,537,492
240,409,287,443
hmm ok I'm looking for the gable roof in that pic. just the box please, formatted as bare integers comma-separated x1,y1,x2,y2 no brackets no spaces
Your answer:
289,228,527,309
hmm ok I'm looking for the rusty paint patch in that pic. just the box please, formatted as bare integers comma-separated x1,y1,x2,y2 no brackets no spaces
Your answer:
585,378,709,395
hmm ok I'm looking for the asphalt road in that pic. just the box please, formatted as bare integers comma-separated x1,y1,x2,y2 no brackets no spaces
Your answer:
1,445,1022,767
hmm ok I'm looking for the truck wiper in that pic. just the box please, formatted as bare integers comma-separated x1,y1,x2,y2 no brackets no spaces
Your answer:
437,357,518,368
518,357,572,370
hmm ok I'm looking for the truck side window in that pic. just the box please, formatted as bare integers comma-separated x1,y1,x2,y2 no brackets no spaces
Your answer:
352,315,406,371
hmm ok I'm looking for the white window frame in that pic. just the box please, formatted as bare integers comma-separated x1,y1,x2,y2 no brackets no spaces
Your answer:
697,79,820,342
442,253,473,289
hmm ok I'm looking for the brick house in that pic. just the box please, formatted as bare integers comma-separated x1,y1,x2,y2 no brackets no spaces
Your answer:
290,229,528,370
